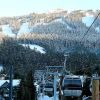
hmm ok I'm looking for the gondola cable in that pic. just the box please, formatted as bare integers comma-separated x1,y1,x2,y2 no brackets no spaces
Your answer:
77,12,100,75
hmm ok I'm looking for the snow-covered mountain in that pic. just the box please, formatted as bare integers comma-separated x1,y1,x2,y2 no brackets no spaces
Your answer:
31,17,73,35
0,10,99,37
0,9,100,52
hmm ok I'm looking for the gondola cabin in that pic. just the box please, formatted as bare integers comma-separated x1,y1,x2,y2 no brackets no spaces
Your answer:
62,75,82,97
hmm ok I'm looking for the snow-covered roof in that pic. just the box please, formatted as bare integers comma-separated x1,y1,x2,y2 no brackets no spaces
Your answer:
13,79,21,86
0,79,21,87
0,80,7,87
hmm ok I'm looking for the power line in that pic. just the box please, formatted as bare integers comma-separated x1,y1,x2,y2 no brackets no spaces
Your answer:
81,12,100,41
76,12,100,74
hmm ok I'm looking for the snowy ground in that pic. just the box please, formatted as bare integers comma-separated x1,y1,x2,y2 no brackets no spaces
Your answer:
20,43,46,54
38,93,59,100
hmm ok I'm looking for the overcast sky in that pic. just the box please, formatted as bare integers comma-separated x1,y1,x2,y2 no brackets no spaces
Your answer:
0,0,100,17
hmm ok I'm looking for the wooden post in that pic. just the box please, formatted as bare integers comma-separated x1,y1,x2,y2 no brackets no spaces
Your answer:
92,79,99,100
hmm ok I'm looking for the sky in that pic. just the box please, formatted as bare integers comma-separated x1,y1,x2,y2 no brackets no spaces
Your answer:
0,0,100,17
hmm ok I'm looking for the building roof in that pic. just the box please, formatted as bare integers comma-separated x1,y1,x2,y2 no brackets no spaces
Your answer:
0,79,21,87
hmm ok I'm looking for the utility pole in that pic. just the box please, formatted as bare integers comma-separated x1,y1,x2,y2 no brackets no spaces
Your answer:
64,52,70,74
9,66,13,100
46,72,57,100
64,54,67,71
92,76,99,100
54,73,57,100
42,74,45,96
59,53,69,100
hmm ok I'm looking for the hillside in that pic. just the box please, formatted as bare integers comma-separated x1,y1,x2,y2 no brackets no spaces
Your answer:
0,9,100,52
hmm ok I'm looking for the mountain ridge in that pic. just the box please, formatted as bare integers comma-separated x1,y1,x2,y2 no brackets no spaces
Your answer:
0,9,100,52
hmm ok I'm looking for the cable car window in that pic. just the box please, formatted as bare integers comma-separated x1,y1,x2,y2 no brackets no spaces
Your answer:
45,83,53,88
63,79,82,89
64,79,82,85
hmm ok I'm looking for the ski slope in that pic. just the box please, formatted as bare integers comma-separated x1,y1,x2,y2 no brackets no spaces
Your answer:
2,25,15,37
20,43,46,54
18,22,31,36
82,15,95,27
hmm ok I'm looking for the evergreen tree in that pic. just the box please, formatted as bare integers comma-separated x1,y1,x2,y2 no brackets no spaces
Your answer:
25,70,36,100
17,70,36,100
82,78,92,96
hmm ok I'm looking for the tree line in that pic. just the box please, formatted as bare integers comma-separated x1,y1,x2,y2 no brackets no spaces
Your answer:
0,38,100,99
